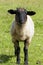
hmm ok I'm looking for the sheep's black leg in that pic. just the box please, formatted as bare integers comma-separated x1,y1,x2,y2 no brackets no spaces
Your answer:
14,40,20,64
24,39,29,65
16,46,20,64
14,43,17,56
14,41,19,56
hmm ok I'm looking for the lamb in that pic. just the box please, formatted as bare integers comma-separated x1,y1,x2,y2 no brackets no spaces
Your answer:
8,8,36,65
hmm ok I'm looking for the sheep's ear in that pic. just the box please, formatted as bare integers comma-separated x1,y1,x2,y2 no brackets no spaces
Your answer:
8,9,16,14
27,11,36,16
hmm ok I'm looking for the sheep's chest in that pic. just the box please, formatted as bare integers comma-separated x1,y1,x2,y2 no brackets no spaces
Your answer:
15,27,27,41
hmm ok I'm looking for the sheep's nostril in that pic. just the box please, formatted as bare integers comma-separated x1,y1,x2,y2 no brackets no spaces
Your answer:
20,21,24,24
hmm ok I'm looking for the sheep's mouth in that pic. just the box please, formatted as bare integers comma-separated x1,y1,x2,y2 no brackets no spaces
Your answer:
17,23,23,26
17,21,25,26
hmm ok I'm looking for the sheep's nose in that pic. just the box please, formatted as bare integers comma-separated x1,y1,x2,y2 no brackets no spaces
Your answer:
20,19,24,23
20,21,24,24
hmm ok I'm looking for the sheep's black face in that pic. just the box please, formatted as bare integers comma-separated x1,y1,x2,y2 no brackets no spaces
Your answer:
15,8,27,25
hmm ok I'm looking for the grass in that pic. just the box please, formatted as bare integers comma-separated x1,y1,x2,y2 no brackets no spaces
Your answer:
0,0,43,65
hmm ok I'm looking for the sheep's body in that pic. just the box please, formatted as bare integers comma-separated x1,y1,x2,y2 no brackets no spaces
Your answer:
8,8,36,65
10,15,34,43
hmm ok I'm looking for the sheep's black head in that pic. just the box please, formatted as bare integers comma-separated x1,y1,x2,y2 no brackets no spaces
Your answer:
15,8,27,25
8,8,36,25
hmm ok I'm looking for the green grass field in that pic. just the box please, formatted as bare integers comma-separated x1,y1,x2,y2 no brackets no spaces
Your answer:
0,0,43,65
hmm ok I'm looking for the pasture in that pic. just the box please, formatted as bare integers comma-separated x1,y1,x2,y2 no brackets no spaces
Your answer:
0,0,43,65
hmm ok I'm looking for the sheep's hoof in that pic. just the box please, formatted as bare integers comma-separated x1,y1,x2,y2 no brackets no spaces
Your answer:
24,61,28,65
16,60,20,64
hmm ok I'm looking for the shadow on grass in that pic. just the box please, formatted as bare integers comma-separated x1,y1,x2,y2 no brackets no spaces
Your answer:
0,54,14,63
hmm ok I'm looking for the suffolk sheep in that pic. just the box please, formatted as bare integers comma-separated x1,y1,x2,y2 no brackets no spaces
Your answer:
8,8,36,65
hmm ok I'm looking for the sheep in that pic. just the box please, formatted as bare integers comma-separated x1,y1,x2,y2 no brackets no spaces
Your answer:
8,8,36,65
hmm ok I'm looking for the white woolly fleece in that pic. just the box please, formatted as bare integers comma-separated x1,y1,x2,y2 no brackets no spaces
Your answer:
10,15,34,43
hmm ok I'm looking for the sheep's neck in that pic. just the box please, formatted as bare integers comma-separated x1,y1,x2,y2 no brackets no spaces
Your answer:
16,23,25,29
15,22,25,35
